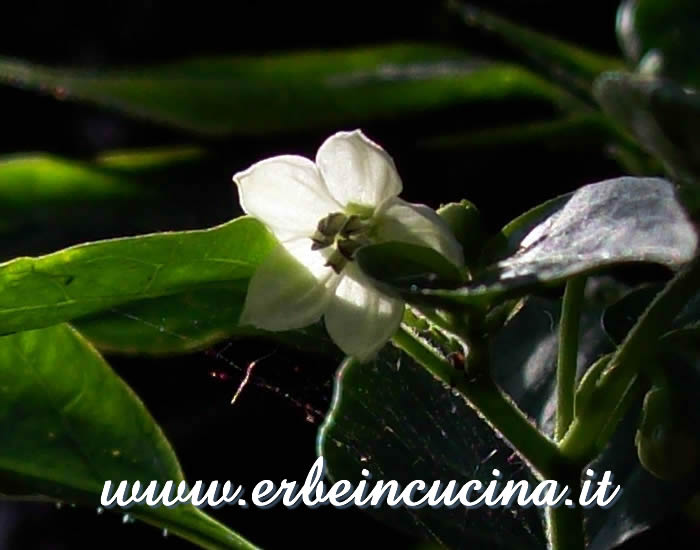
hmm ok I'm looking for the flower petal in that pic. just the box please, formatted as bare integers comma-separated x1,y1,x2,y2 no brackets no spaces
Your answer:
316,130,402,208
240,239,339,331
324,266,404,361
376,197,465,268
234,155,341,240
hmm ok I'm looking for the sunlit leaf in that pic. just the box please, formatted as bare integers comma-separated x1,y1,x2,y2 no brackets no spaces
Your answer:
0,217,275,335
0,147,212,260
412,177,697,309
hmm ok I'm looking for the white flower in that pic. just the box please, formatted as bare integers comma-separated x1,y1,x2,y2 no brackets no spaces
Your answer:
233,130,463,361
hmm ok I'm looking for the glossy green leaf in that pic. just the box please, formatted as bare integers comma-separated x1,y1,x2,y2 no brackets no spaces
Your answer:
594,72,700,192
415,177,697,309
450,2,622,95
355,242,464,295
617,0,700,87
73,282,338,357
0,45,577,136
0,323,257,550
0,217,276,335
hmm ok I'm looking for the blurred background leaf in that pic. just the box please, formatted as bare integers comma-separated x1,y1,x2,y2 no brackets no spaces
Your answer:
0,45,578,137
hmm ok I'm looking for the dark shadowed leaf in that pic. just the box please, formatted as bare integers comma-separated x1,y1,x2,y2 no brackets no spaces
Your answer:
416,177,697,309
0,45,577,136
594,72,700,195
319,280,695,548
0,324,257,549
355,242,464,295
318,351,547,550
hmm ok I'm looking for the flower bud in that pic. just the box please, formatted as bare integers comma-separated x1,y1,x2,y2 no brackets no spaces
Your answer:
437,200,484,267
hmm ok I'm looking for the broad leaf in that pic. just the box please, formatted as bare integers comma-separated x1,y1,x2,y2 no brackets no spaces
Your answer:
0,45,576,136
0,217,275,335
74,282,338,356
318,351,547,549
0,323,257,549
415,177,697,309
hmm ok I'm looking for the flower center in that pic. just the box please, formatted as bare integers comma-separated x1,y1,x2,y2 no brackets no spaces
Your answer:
311,210,374,274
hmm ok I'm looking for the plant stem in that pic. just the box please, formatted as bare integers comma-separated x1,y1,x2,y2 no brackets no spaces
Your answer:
547,475,585,550
393,326,587,550
392,326,564,479
555,276,586,441
560,255,700,462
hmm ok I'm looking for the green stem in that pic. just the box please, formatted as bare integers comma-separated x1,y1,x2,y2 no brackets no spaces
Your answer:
560,255,700,462
393,326,587,549
555,277,586,441
392,326,564,479
547,476,585,550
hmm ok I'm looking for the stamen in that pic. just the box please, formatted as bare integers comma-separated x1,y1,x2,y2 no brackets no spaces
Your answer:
317,212,347,236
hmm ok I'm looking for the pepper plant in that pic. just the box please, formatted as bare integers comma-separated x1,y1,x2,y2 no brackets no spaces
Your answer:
0,1,699,549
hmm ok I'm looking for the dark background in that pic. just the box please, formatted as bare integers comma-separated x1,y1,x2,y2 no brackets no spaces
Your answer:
0,1,693,549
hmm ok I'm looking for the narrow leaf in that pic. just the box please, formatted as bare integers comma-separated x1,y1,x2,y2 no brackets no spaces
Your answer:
0,45,577,136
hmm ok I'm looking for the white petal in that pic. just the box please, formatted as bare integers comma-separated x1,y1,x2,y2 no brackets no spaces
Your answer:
324,266,404,361
316,130,402,208
240,239,339,331
376,197,465,268
234,155,341,240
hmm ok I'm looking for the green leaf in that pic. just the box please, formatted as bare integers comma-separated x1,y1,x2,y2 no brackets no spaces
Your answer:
0,154,146,235
0,323,257,550
416,177,697,309
594,71,700,192
0,45,577,136
0,217,276,335
450,2,623,96
617,0,700,87
355,242,464,295
73,282,338,357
